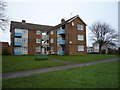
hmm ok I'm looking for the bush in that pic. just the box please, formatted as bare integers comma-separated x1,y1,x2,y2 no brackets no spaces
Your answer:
108,49,118,55
34,55,48,61
35,58,48,61
2,48,11,55
118,47,120,55
87,52,99,54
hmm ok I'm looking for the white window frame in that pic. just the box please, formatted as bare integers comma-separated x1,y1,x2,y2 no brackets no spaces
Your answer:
51,38,54,43
36,30,41,35
36,46,41,52
78,35,84,41
36,38,41,43
78,45,84,51
77,24,84,30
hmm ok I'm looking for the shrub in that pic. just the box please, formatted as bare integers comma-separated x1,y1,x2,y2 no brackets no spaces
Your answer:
2,48,11,55
35,58,48,61
108,49,118,55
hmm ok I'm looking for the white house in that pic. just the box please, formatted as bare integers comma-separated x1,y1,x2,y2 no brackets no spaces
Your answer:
92,42,118,54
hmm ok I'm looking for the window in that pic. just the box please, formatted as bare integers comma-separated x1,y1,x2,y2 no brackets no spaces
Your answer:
21,47,28,52
77,24,84,30
36,38,41,43
51,38,54,43
15,29,22,33
51,31,54,35
78,35,84,40
22,30,27,34
57,36,62,41
36,46,41,52
14,47,21,52
22,38,28,43
78,45,84,51
22,29,28,38
42,32,46,35
15,38,22,43
72,22,74,26
36,30,41,35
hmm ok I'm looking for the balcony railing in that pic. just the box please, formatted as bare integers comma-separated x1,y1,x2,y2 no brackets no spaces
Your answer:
58,51,65,55
58,29,66,35
15,32,22,37
14,42,22,46
14,51,22,55
58,40,66,45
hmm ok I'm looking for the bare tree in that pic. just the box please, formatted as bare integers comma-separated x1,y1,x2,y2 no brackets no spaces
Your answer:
89,21,118,54
0,0,9,31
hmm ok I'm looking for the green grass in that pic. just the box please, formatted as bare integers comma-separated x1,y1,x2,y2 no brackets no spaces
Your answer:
2,55,67,73
49,54,118,63
3,61,118,88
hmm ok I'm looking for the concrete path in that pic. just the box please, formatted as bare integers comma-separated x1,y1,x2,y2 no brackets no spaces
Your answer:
2,58,120,80
49,57,77,64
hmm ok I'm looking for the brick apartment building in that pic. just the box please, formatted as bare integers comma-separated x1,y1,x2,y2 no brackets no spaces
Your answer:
10,15,87,55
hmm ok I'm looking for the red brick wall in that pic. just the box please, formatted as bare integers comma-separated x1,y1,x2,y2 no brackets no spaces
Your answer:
65,17,87,55
28,30,41,55
49,17,87,55
10,17,86,55
10,28,14,55
49,30,57,54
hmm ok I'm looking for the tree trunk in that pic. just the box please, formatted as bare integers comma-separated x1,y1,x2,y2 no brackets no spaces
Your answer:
99,44,102,54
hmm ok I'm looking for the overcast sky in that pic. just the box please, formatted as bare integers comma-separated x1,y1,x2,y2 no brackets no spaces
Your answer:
0,0,118,46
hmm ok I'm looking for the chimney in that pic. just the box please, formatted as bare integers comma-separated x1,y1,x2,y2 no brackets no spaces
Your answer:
22,20,26,23
61,18,65,23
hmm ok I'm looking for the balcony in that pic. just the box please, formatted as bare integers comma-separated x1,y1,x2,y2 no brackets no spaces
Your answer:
58,29,66,35
15,32,22,37
58,51,65,55
58,40,66,45
14,42,22,46
14,51,22,55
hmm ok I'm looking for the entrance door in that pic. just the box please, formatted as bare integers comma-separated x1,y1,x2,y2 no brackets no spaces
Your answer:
41,47,45,54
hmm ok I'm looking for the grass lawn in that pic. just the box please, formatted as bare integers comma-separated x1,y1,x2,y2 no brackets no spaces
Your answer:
49,54,118,63
2,55,67,73
3,61,118,88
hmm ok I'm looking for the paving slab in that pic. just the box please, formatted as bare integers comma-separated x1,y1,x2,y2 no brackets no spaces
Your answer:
2,58,120,80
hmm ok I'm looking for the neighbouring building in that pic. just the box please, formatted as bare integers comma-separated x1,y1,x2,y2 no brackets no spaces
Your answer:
92,42,118,54
0,42,10,55
1,42,9,48
10,15,87,55
92,42,99,53
87,47,94,53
